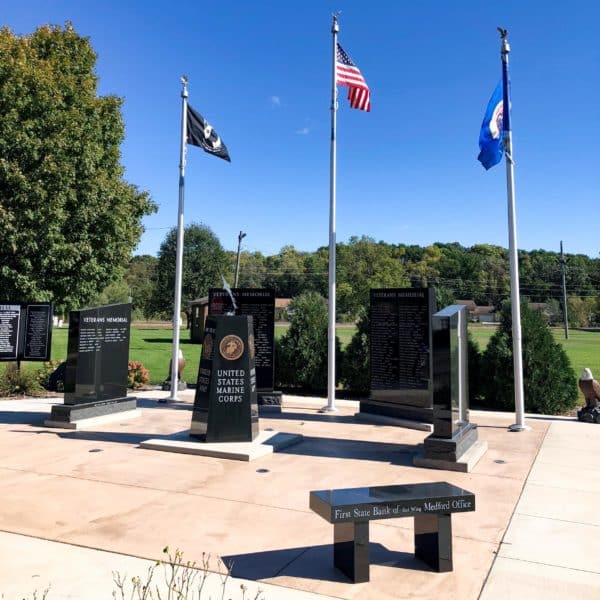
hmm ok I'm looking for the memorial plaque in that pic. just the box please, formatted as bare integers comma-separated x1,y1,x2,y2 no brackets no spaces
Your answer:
361,288,435,422
423,305,478,462
23,304,53,360
0,302,53,362
191,315,259,443
208,288,275,392
0,304,21,361
63,303,131,404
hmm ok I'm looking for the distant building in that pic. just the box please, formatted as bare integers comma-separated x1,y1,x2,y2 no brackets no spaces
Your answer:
455,300,497,323
275,298,292,320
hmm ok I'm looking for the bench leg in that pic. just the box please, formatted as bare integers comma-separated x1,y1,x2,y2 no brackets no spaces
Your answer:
414,513,453,572
333,520,370,583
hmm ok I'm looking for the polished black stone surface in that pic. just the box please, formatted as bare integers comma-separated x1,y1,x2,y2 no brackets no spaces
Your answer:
414,513,453,572
63,303,131,405
310,482,475,523
334,521,370,583
0,302,53,362
50,397,136,422
191,315,259,443
364,288,435,421
209,288,275,392
424,305,479,462
310,482,474,581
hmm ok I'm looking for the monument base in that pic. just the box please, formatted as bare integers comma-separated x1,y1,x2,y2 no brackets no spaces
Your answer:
413,440,488,473
354,411,433,432
577,406,600,424
422,423,478,462
140,429,303,461
161,380,188,392
258,390,283,413
359,400,433,426
46,397,138,429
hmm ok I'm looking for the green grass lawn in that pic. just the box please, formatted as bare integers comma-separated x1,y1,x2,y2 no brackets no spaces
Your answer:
468,325,598,379
1,327,201,386
3,323,597,388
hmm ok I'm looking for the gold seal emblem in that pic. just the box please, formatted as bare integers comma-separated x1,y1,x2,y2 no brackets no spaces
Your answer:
219,335,244,361
202,333,213,359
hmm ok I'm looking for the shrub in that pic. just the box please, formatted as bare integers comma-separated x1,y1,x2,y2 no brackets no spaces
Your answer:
481,300,578,414
467,332,485,405
0,363,44,397
275,292,340,391
339,308,370,395
128,361,150,389
36,360,61,390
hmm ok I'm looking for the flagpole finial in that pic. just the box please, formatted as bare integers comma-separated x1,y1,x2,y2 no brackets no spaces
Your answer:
497,27,510,55
180,75,189,98
332,12,340,33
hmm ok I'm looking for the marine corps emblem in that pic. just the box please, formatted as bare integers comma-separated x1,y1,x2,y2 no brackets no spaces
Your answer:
219,335,244,361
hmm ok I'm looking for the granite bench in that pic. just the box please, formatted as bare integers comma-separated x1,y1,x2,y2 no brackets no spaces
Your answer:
309,482,475,583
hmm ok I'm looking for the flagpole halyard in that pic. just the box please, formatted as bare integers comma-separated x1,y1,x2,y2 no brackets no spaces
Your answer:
323,14,339,413
165,76,189,402
499,30,528,432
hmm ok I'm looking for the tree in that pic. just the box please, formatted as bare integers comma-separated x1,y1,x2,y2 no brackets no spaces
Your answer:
0,24,155,311
154,223,228,315
481,300,578,414
276,292,340,390
339,308,370,394
125,255,158,318
337,236,409,319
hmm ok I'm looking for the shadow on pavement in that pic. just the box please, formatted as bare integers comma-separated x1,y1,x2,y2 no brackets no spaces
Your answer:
223,542,430,582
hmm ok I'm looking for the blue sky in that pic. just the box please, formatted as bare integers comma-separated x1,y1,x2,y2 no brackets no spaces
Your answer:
4,1,599,259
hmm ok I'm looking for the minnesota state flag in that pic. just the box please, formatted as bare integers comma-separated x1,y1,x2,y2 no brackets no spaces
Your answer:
477,81,504,170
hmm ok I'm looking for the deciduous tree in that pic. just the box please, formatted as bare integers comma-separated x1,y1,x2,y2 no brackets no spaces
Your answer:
0,24,155,310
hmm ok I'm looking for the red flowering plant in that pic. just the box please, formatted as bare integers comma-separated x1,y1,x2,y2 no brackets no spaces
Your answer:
127,361,150,389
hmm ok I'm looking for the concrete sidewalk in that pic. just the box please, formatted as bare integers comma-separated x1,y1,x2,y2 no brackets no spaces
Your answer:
481,418,600,599
0,392,597,599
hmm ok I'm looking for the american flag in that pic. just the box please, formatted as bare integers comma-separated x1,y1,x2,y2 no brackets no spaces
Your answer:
336,43,370,112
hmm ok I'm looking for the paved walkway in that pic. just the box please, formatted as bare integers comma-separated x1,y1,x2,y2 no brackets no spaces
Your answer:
481,418,600,599
0,392,597,599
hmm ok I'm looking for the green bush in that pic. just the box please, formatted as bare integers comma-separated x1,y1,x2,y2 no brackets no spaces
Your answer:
340,308,370,395
481,300,578,414
0,363,44,397
467,332,485,405
275,292,340,391
36,360,61,390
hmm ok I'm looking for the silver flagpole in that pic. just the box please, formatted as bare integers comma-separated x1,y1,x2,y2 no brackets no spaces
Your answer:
499,30,527,431
323,15,339,413
166,76,189,401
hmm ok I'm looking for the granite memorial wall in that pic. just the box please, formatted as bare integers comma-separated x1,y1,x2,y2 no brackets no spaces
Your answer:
361,288,435,423
0,302,53,362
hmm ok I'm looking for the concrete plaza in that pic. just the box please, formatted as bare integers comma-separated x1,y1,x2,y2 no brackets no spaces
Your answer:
0,391,598,599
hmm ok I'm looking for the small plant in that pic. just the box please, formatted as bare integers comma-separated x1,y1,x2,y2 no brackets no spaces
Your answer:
36,360,61,390
128,361,150,389
0,363,44,397
112,546,265,599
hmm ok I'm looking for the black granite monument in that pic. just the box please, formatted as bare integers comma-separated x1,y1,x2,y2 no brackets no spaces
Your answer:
361,288,435,423
190,314,259,442
47,303,135,425
208,288,281,407
0,302,53,362
422,305,479,463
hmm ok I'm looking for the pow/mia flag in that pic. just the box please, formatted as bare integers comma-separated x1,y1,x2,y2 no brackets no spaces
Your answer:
186,104,231,162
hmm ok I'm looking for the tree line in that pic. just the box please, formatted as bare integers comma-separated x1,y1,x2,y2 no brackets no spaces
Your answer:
108,224,599,326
